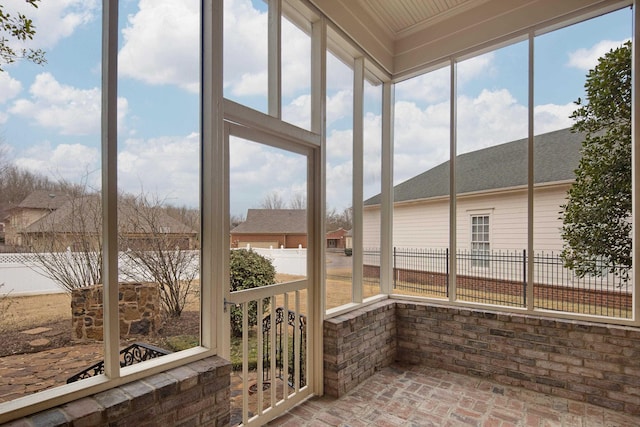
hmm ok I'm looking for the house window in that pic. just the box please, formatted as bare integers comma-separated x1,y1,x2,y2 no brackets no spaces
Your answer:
471,215,490,268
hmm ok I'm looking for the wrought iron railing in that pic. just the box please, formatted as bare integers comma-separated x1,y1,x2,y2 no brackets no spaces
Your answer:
67,342,171,383
359,248,632,318
262,307,306,388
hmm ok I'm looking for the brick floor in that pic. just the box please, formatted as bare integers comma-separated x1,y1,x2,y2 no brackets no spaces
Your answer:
266,363,640,426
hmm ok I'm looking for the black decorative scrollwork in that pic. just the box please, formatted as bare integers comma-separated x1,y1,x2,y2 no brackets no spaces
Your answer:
67,342,171,383
262,307,306,388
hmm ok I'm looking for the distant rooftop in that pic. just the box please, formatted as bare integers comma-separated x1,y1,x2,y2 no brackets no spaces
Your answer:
231,209,307,234
365,128,583,206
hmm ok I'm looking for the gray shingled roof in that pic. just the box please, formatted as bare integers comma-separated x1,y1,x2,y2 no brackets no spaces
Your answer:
365,128,583,206
24,195,196,235
231,209,307,234
17,190,71,210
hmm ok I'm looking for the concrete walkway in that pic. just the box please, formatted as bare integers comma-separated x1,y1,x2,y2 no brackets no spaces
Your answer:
268,363,640,426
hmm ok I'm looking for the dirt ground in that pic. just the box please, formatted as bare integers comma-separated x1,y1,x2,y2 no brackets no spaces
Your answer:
0,293,200,358
0,263,374,359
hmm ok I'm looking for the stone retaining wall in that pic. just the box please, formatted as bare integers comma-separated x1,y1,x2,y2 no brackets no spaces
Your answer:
71,283,160,342
5,356,231,427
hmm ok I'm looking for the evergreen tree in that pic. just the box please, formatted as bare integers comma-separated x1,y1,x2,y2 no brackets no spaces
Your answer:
560,41,631,282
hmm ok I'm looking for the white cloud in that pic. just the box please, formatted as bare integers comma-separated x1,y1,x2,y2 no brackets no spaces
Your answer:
282,94,311,129
14,142,100,186
118,0,200,92
456,89,528,153
0,73,22,104
119,133,200,207
395,53,494,104
0,72,22,124
229,137,308,213
326,90,353,127
567,39,630,71
233,71,268,97
2,0,98,50
9,72,128,136
392,88,573,186
118,0,308,98
533,103,575,133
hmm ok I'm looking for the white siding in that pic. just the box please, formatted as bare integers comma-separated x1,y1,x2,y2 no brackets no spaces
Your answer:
393,198,449,248
363,183,570,252
456,191,527,252
362,208,381,248
532,185,571,252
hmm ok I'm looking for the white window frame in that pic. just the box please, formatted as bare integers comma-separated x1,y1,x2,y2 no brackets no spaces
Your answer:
470,213,491,269
1,0,639,423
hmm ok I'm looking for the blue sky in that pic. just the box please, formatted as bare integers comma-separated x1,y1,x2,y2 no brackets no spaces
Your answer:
0,1,632,217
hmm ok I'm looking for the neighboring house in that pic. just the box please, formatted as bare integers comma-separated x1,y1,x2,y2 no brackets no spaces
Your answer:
363,128,583,254
231,209,307,249
4,191,71,247
7,192,198,251
326,227,350,250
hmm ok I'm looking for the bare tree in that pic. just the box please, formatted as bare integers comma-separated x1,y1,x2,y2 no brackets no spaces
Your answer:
326,206,353,231
230,213,245,229
119,194,199,318
289,192,306,210
260,191,286,209
25,194,103,292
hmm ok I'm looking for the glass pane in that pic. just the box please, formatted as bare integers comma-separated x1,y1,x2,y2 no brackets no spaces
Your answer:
325,50,353,310
391,67,450,299
229,136,308,422
223,0,268,113
281,15,311,130
455,41,528,307
0,1,103,400
117,0,201,357
534,8,632,318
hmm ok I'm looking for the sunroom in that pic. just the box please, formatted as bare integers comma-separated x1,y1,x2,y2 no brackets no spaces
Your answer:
1,0,640,426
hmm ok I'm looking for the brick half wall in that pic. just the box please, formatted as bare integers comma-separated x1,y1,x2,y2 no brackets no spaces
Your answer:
4,356,231,427
395,302,640,415
323,299,640,416
323,300,396,397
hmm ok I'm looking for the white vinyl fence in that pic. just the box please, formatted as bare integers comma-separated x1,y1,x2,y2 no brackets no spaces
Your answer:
244,246,307,277
0,248,307,296
0,253,64,296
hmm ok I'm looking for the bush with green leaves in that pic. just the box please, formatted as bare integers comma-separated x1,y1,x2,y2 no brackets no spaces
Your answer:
560,41,631,282
229,249,276,337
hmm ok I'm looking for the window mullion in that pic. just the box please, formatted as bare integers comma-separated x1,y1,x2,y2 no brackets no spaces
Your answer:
527,32,535,311
268,0,282,118
101,0,120,378
449,59,457,302
380,81,394,295
352,57,364,303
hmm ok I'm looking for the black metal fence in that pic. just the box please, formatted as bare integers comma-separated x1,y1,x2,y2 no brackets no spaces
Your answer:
360,248,632,318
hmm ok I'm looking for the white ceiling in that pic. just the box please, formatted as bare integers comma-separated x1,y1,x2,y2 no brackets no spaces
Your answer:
355,0,489,39
309,0,631,79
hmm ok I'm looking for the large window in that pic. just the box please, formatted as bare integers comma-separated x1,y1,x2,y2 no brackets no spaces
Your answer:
0,0,636,423
470,214,490,268
385,6,634,318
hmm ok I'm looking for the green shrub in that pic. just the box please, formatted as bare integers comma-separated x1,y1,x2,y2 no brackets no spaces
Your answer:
344,248,352,256
229,249,276,337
